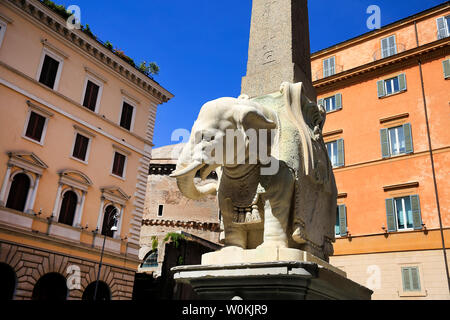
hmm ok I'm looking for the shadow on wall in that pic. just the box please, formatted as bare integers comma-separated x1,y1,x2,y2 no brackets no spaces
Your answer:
132,240,216,300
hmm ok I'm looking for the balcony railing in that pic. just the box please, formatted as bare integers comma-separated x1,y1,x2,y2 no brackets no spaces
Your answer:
314,64,344,81
373,43,407,61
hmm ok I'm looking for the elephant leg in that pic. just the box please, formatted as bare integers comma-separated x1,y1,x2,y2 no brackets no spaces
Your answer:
223,225,247,249
258,199,289,249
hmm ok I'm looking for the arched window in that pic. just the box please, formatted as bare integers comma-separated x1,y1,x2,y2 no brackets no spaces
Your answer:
101,205,118,237
58,190,78,226
32,272,68,301
142,250,158,268
5,173,30,212
0,263,16,300
82,281,111,301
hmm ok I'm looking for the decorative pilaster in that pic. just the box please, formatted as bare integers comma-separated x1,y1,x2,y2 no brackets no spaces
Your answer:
26,174,40,214
0,164,13,206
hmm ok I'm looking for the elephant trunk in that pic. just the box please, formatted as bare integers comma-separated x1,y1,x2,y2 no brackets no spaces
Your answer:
170,161,217,200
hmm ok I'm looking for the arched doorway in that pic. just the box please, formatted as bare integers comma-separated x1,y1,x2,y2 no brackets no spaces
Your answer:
32,272,68,300
5,173,30,212
101,205,118,237
0,263,16,300
58,190,78,226
82,281,111,301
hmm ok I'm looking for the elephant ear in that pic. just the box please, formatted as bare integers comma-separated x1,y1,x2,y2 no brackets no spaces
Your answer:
237,106,276,132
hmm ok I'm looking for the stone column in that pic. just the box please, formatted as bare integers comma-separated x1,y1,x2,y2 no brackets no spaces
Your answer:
0,164,12,206
115,205,124,239
23,173,35,214
241,0,316,101
96,197,105,230
52,183,63,218
74,191,86,227
26,174,40,214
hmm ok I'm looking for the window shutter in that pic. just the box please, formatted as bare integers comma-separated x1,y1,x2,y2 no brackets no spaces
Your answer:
437,17,447,39
403,123,413,154
338,205,347,237
318,98,324,107
402,268,412,291
381,38,388,58
335,93,342,110
377,80,386,98
410,195,422,230
443,59,450,79
398,73,407,91
410,267,421,291
389,35,397,56
337,139,345,167
380,128,390,158
330,56,335,75
385,198,397,232
323,59,329,77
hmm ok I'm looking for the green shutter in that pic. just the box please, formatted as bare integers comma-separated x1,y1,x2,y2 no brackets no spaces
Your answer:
402,267,412,291
318,98,324,107
338,205,347,237
377,80,386,98
443,59,450,79
337,139,345,167
437,17,447,40
410,267,421,291
410,195,422,230
386,198,397,232
403,123,413,154
398,73,407,91
335,93,342,110
380,128,390,158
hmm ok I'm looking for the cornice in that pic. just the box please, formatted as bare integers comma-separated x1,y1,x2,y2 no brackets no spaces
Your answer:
313,38,450,92
142,218,220,232
3,0,173,104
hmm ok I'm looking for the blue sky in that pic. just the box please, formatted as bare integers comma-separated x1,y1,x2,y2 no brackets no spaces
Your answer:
56,0,446,147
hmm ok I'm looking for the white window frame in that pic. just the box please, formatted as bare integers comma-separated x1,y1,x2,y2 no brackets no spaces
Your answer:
54,187,81,227
3,170,35,213
323,95,337,112
70,131,92,164
387,126,405,156
0,19,7,48
381,35,397,59
398,264,427,297
384,76,400,96
22,108,51,146
118,97,137,132
326,140,338,168
110,149,128,180
323,56,336,78
80,74,104,113
36,47,64,91
100,203,121,237
393,196,414,232
437,15,450,39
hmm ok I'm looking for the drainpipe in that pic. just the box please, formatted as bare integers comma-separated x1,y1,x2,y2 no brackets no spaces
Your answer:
414,21,450,293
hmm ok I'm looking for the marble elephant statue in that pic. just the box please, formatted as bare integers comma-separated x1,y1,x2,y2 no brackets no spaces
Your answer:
171,82,337,260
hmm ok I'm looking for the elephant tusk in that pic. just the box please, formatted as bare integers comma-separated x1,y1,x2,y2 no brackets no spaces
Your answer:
169,161,205,178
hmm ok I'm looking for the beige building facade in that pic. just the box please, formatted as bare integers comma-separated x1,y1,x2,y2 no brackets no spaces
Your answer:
0,0,172,299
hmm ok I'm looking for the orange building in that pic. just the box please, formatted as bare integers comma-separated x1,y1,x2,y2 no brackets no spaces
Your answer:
311,3,450,299
0,0,172,300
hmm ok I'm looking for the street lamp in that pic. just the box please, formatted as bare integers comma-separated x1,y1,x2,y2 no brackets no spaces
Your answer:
93,208,119,301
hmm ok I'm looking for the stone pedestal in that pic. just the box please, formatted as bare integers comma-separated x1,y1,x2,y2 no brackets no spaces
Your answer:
172,248,372,300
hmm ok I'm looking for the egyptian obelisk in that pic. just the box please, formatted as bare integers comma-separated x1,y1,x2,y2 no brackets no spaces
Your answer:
241,0,316,101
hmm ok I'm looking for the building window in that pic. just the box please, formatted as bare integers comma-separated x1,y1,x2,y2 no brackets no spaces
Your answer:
335,204,347,237
37,50,63,90
319,93,342,113
401,267,421,292
0,19,7,48
24,111,47,143
158,205,164,217
443,59,450,79
119,101,135,131
82,80,101,112
111,152,126,178
58,190,78,226
377,73,407,98
325,139,344,168
5,173,30,212
437,16,450,39
71,133,90,162
142,250,158,268
385,195,422,232
381,35,397,59
323,56,335,78
101,205,118,237
380,124,413,158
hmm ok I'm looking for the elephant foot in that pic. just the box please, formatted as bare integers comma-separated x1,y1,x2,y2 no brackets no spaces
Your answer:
257,241,288,249
292,227,307,244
